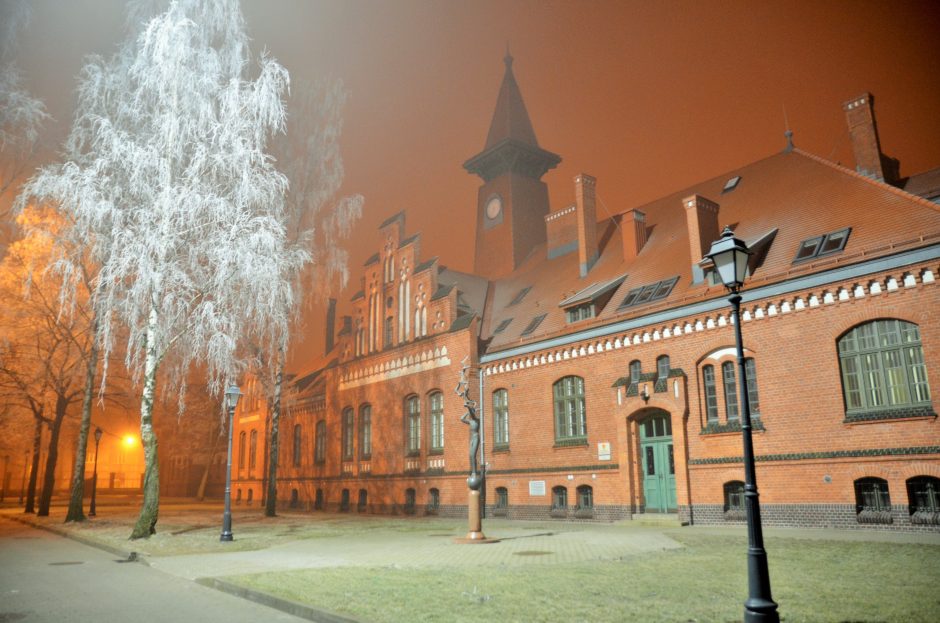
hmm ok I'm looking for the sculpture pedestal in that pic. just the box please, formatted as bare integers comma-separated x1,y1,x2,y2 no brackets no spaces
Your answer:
454,489,498,544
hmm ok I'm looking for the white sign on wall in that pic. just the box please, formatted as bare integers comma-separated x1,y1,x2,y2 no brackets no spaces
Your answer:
529,480,546,496
598,442,611,461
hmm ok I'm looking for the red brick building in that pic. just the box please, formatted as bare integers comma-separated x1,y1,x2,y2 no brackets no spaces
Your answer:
233,57,940,531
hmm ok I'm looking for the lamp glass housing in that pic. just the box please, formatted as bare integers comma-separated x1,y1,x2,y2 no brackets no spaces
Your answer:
94,427,103,442
707,227,751,290
224,384,242,410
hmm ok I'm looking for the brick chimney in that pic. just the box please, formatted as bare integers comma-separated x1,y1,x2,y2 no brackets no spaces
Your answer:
683,194,720,283
575,174,598,277
843,93,899,184
325,298,336,355
619,209,647,260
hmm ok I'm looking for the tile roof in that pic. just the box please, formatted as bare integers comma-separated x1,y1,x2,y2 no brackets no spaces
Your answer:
481,149,940,354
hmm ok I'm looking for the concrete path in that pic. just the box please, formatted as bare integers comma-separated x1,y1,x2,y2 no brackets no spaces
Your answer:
147,519,684,580
0,516,309,623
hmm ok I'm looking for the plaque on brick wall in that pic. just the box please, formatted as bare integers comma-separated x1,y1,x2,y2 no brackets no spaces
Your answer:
598,442,611,461
529,480,546,496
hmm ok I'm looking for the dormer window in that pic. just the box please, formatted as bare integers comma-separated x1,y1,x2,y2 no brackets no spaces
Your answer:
560,274,626,323
565,303,595,323
793,228,851,264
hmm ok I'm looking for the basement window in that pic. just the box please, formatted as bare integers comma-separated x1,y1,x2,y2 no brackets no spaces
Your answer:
493,318,513,334
793,228,851,264
508,286,532,306
520,313,547,336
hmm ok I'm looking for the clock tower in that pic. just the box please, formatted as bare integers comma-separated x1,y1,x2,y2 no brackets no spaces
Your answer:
464,54,561,280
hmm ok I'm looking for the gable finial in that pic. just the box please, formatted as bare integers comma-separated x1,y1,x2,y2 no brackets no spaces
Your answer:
783,104,795,152
504,42,513,68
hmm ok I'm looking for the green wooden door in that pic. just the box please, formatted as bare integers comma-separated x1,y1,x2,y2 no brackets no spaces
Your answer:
640,413,677,512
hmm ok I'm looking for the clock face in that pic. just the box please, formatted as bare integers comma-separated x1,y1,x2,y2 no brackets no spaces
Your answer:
485,196,502,220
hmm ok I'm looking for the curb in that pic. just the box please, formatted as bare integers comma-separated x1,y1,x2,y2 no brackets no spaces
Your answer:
3,513,147,564
195,577,365,623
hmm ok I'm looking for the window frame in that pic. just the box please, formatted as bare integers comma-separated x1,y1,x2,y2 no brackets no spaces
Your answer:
359,404,372,460
428,391,444,453
553,376,587,444
248,429,257,470
342,407,355,460
292,423,302,467
703,364,719,422
405,394,421,455
238,430,247,469
721,361,740,422
492,388,510,449
314,420,326,464
838,319,932,420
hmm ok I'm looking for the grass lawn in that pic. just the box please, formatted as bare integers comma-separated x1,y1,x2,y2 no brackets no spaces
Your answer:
226,531,940,623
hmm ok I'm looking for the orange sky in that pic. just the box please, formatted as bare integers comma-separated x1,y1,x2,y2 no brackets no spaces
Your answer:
15,0,940,370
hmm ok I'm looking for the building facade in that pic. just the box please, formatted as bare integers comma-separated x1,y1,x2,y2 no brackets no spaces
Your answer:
233,58,940,531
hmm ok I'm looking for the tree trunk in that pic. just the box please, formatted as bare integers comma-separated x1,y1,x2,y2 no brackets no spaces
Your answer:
24,416,43,514
66,335,99,522
38,394,69,516
195,428,222,501
264,346,284,517
130,307,161,539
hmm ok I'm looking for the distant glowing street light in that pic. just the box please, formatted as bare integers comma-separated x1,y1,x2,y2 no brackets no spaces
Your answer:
220,384,242,542
89,427,103,518
123,435,137,447
705,226,779,623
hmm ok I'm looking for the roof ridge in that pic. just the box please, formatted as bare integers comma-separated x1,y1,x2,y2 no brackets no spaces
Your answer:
792,148,940,214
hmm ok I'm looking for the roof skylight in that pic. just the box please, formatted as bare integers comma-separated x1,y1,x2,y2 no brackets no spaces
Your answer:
508,286,532,306
493,318,513,334
520,313,547,336
722,176,741,193
793,228,851,263
618,276,679,310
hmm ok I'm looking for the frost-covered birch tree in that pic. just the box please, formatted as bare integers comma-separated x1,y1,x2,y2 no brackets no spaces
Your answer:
18,0,303,539
0,1,49,209
257,80,362,517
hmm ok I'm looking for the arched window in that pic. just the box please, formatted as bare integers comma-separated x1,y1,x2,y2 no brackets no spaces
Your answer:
246,489,253,505
340,488,350,512
314,488,323,510
495,487,509,509
405,395,421,455
289,488,299,509
429,391,444,452
744,358,760,416
629,360,642,385
553,376,587,442
237,431,246,469
342,407,355,460
292,424,302,467
721,361,739,421
854,477,892,524
315,420,326,464
657,355,670,379
236,488,242,503
359,404,372,459
723,480,745,518
907,476,940,525
358,488,368,512
427,488,440,513
702,365,719,422
384,316,394,348
404,488,416,514
493,389,509,448
576,485,593,509
551,486,568,514
839,319,931,417
248,430,258,470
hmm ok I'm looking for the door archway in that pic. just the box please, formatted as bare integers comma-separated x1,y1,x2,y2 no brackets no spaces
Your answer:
637,409,677,513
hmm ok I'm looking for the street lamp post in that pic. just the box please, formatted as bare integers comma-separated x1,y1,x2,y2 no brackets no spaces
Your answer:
220,384,242,542
89,427,103,517
706,226,779,623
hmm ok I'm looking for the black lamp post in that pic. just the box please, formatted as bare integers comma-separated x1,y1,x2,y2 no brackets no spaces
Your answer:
706,226,779,623
89,427,103,517
220,384,242,542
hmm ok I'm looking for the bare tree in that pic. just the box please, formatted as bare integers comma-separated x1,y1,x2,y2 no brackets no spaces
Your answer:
0,208,89,516
257,80,362,517
18,0,303,539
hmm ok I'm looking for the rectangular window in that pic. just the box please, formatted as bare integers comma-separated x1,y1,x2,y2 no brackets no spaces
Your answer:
703,365,719,422
493,389,509,447
722,361,739,421
553,376,587,441
359,406,372,459
520,313,547,337
429,392,444,452
745,358,760,416
342,409,354,460
406,396,421,454
619,277,679,309
794,228,851,263
565,304,595,323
